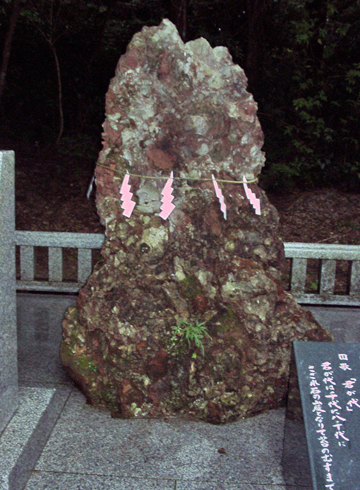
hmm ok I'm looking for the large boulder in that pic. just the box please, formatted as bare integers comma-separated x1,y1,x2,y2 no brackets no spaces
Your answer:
60,19,332,424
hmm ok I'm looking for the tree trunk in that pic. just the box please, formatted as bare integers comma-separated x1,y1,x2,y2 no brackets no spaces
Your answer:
306,0,327,64
169,0,187,40
0,0,23,107
245,0,267,91
74,0,116,130
50,43,64,145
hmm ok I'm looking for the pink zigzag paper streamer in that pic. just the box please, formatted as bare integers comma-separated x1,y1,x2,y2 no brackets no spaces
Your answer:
119,174,136,218
243,176,261,215
212,174,227,220
159,171,175,220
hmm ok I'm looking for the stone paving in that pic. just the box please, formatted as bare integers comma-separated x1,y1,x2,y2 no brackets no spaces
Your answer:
1,293,360,490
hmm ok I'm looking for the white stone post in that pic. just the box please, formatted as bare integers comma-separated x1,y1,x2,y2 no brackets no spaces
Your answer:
0,150,18,434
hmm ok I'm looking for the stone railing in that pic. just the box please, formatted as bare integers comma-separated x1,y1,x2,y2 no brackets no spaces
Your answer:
15,230,105,293
13,233,360,306
284,242,360,306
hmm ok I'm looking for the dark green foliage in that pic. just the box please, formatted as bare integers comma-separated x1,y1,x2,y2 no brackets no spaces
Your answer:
259,0,360,190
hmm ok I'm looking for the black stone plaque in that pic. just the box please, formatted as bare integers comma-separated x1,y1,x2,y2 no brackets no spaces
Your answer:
293,341,360,490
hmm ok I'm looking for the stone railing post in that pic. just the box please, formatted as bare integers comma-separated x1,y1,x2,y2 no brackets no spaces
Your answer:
0,150,18,434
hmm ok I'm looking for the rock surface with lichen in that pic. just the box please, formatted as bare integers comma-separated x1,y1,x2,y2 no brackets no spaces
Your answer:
60,19,332,424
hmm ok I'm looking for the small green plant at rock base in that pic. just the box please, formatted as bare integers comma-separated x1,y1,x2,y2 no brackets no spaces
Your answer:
170,320,212,357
